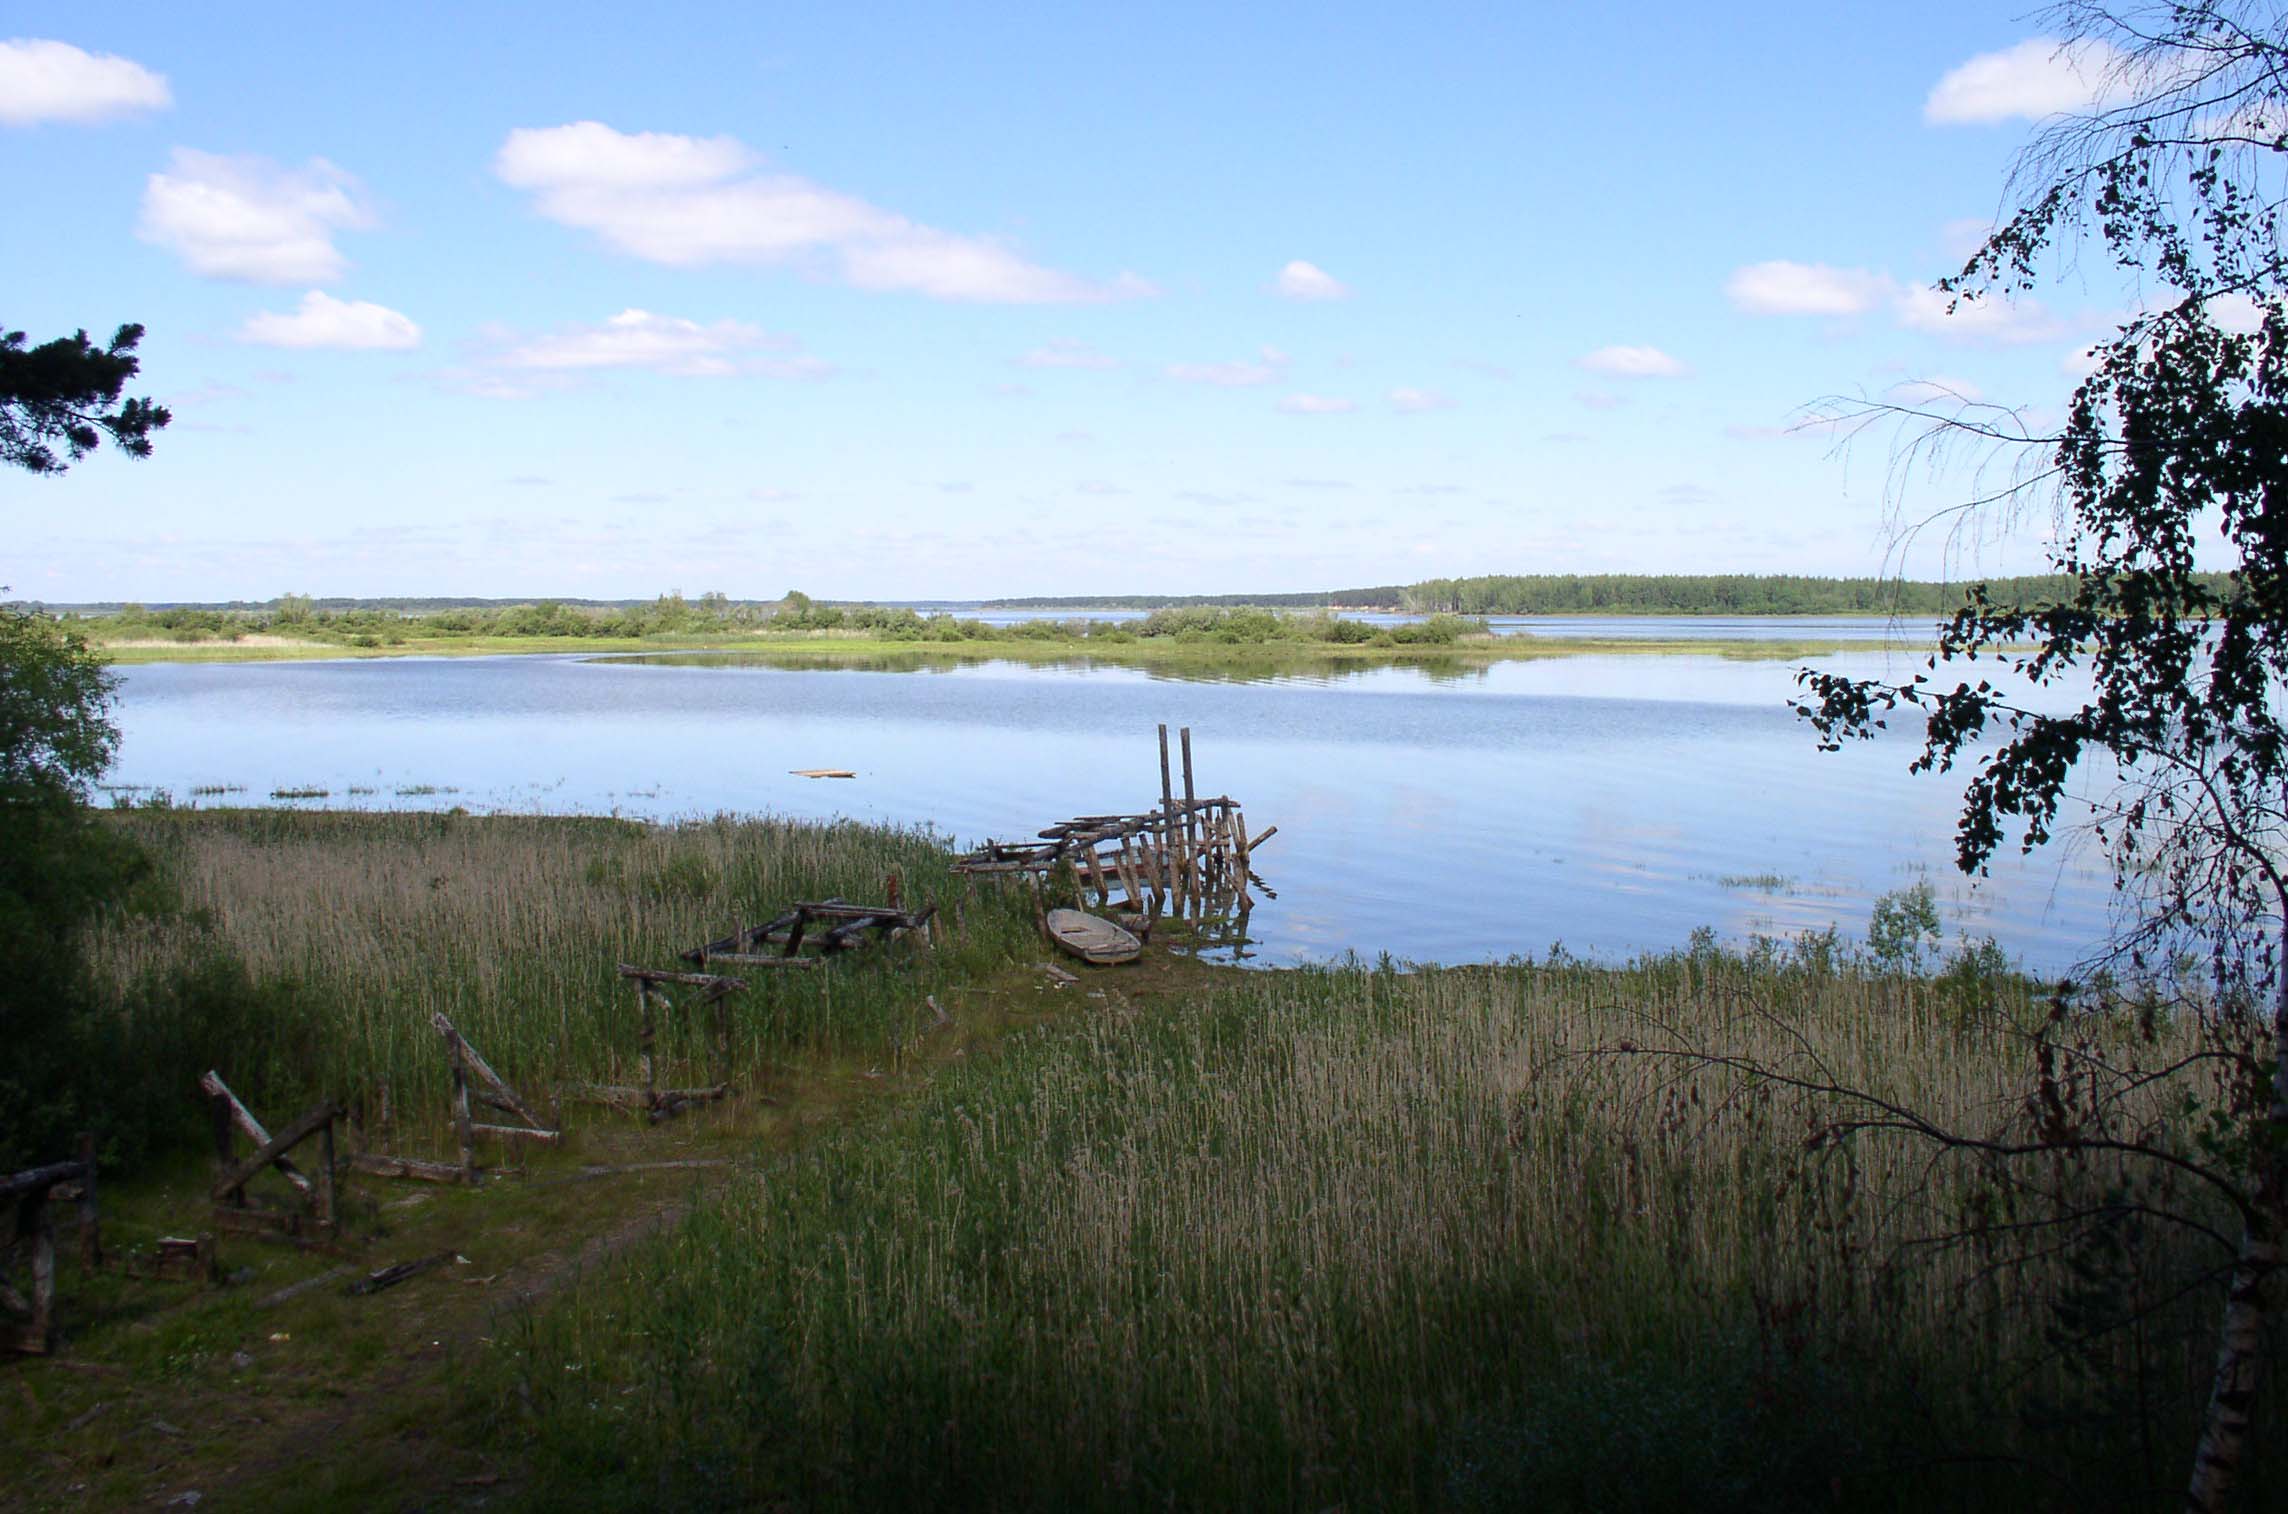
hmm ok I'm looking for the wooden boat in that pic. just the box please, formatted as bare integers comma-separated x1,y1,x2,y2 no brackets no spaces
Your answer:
1045,908,1142,966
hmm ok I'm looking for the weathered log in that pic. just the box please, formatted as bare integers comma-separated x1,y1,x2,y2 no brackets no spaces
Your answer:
346,1152,465,1184
616,965,749,991
470,1123,561,1144
690,952,820,969
347,1251,454,1297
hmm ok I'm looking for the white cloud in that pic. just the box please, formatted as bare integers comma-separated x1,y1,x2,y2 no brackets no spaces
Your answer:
1016,339,1118,369
1576,344,1689,378
1725,261,1892,316
138,149,371,283
0,38,169,125
1167,356,1281,386
1574,390,1624,410
238,290,420,350
1888,375,1985,405
1925,38,2130,125
1273,259,1351,300
2061,343,2104,378
1074,480,1127,495
1277,393,1355,414
1893,284,2065,344
490,308,827,379
495,120,1151,304
1389,387,1456,412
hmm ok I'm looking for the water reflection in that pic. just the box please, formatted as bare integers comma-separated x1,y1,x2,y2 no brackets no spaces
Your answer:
105,648,2117,972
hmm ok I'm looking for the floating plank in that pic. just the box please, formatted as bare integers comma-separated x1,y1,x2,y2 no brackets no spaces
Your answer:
790,768,856,779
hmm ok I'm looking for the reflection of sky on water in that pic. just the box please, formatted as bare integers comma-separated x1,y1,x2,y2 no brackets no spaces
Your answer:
107,647,2119,973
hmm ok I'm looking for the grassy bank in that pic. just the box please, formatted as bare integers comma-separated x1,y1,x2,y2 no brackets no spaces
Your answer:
6,809,2264,1510
92,628,1895,668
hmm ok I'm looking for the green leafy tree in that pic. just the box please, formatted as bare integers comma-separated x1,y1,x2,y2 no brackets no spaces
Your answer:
1794,7,2288,1505
0,322,170,475
1,318,167,1163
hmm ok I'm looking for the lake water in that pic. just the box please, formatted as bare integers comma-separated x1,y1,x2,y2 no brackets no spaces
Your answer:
103,638,2120,973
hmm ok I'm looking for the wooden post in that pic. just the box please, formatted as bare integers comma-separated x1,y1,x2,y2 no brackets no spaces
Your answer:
1180,727,1201,906
1233,806,1255,911
16,1190,55,1353
636,978,657,1105
316,1117,337,1227
1158,724,1183,910
209,1091,242,1209
451,1041,477,1184
75,1131,99,1273
712,987,732,1090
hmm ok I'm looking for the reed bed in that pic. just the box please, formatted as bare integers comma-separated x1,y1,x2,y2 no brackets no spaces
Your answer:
88,809,1039,1154
476,953,2260,1512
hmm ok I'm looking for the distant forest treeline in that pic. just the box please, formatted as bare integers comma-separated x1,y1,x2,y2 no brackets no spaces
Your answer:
1000,572,2239,616
984,588,1405,610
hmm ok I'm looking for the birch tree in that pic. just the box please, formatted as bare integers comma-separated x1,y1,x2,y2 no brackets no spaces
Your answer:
1796,5,2288,1506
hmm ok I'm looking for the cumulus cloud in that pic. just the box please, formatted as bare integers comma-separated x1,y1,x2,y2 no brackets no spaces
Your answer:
1277,393,1356,414
0,38,169,125
139,150,371,283
488,308,829,379
1167,346,1290,387
1925,38,2130,125
494,121,1152,304
1016,339,1118,369
1272,259,1351,300
1576,345,1689,378
238,291,420,350
1725,260,1892,316
1893,284,2064,344
1389,387,1456,412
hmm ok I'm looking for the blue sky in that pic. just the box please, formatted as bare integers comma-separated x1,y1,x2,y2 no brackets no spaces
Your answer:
0,4,2144,601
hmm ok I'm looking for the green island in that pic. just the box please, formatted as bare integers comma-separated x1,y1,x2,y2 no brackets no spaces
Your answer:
4,805,2252,1511
63,578,2037,668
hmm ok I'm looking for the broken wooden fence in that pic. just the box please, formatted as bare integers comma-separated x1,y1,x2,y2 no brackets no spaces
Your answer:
683,896,937,966
568,966,749,1123
2,1135,99,1355
347,1013,559,1186
201,1071,341,1241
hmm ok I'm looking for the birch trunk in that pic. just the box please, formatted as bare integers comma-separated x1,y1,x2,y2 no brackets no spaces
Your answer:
2184,919,2288,1514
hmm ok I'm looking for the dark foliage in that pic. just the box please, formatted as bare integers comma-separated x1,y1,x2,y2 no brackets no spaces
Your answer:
0,323,170,476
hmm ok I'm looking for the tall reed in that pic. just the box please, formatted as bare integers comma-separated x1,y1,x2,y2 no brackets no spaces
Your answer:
476,952,2253,1511
89,809,1038,1150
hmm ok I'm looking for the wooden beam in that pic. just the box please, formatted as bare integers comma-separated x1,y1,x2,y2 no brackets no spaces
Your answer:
209,1102,342,1202
199,1070,313,1196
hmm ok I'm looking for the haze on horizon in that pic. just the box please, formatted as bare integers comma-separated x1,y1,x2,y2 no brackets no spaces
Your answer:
0,5,2149,603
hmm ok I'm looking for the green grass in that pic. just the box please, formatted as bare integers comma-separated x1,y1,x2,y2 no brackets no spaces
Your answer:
468,949,2250,1511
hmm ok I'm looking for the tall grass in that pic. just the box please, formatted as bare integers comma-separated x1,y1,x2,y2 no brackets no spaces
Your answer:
473,951,2260,1512
87,809,1039,1152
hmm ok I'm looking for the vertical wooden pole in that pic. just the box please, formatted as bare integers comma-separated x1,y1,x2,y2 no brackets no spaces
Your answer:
76,1131,100,1273
19,1191,55,1353
637,979,657,1107
452,1043,477,1184
713,988,731,1090
209,1093,241,1209
1234,807,1255,911
1179,728,1200,910
316,1116,337,1228
1157,724,1182,910
376,1078,392,1153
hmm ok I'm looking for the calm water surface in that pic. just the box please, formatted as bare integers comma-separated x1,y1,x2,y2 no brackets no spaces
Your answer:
106,641,2116,971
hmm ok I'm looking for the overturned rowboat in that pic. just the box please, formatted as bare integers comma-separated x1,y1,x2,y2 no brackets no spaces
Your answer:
1045,907,1141,966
